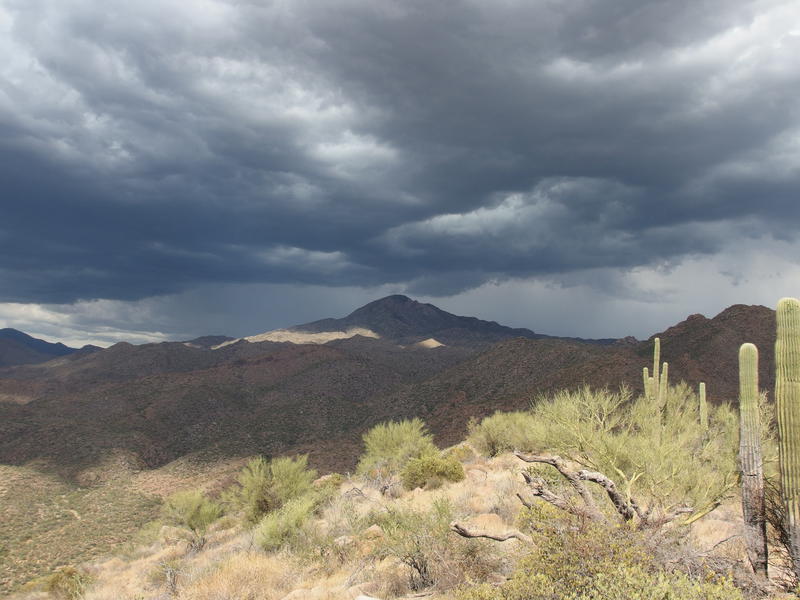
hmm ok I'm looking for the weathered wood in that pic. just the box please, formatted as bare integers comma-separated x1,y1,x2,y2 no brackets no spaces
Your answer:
513,451,690,528
514,451,604,521
578,469,636,521
450,521,532,543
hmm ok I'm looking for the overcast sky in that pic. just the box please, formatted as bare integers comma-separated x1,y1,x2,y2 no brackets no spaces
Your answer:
1,0,799,347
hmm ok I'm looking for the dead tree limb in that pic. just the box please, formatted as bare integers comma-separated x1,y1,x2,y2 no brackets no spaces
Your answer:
450,521,533,544
514,450,603,519
655,506,695,527
514,451,604,521
513,451,692,528
520,472,600,520
578,469,637,521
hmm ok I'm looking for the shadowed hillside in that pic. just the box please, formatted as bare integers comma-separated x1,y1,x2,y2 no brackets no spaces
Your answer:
0,298,780,594
0,300,775,479
0,328,96,368
239,295,618,347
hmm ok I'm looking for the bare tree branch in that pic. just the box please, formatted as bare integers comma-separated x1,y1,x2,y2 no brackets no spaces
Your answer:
661,506,695,525
450,521,533,544
516,491,534,509
520,472,601,521
578,469,636,521
514,451,604,521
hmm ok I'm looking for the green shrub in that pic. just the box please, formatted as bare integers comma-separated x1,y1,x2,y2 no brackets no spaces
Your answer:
401,454,465,490
131,519,165,546
467,411,541,456
356,418,439,478
223,454,317,523
254,494,318,551
269,455,317,504
372,499,501,592
533,384,738,520
456,522,743,600
146,559,183,595
162,489,221,548
443,443,476,463
471,385,738,521
314,472,344,489
46,566,94,600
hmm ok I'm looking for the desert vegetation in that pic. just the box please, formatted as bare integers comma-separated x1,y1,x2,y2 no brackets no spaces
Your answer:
10,298,800,599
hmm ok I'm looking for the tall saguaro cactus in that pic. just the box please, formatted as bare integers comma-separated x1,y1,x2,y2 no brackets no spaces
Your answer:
699,382,708,430
652,337,661,400
777,297,800,578
739,343,767,576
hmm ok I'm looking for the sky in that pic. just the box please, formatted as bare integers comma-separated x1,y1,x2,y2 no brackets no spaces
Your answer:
1,0,799,347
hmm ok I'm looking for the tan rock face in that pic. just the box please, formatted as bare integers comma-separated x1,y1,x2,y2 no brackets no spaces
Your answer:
361,524,384,540
415,338,445,348
281,586,341,600
334,535,355,549
217,327,380,347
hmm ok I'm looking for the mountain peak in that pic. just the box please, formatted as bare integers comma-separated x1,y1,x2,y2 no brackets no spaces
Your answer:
375,294,413,303
347,294,418,313
0,328,78,367
287,294,545,346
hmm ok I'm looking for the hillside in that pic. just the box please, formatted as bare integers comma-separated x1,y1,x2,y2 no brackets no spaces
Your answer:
228,295,617,347
5,392,764,600
0,301,775,476
0,298,779,592
0,328,90,368
292,294,547,345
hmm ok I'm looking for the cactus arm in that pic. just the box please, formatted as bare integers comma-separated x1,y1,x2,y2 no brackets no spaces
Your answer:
699,382,708,430
652,337,661,401
643,367,650,398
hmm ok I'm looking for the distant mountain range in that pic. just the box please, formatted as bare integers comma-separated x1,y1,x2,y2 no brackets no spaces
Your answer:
0,296,776,480
224,294,617,347
0,328,100,367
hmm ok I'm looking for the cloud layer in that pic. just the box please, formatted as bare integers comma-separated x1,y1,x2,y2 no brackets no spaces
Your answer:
1,0,799,341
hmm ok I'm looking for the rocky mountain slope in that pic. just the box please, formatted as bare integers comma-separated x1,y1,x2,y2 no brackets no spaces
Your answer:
0,297,778,594
0,299,775,479
0,328,94,367
227,294,617,347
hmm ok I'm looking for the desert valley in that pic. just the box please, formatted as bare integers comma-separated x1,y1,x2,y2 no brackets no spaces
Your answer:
0,295,790,598
3,1,799,597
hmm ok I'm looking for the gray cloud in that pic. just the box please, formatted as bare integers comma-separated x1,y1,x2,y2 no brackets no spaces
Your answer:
0,0,799,322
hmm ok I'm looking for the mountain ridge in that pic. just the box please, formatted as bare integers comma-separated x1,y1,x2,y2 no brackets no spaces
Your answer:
0,328,92,367
230,294,619,348
0,299,775,479
0,299,779,594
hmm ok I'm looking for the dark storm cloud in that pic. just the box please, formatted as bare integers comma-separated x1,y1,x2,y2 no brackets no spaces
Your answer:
1,0,798,304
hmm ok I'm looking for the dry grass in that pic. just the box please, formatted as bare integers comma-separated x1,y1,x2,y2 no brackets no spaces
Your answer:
179,553,298,600
132,453,248,498
0,463,160,594
7,451,779,600
0,451,248,595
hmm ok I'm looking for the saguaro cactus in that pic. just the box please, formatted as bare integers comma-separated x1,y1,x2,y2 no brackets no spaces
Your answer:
777,297,800,578
699,382,708,430
652,337,661,400
643,367,650,398
739,343,767,576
